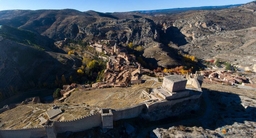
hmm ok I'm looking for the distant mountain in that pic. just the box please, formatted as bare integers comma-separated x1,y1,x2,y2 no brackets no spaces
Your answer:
0,1,256,98
136,4,242,14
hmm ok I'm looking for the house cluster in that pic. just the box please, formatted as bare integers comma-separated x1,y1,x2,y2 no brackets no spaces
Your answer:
91,54,143,88
89,40,146,88
89,40,119,54
201,70,250,85
100,53,142,87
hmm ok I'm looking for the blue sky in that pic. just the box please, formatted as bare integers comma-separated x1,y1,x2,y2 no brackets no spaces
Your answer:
0,0,253,12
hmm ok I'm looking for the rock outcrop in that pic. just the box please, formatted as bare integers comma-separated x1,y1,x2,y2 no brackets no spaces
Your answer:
200,70,249,85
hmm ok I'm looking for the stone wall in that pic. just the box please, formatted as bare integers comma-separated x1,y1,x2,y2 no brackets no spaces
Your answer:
101,109,114,129
0,127,46,138
0,94,201,138
0,113,102,138
45,126,56,138
0,76,203,138
112,103,146,121
144,93,202,121
187,78,202,91
54,113,101,133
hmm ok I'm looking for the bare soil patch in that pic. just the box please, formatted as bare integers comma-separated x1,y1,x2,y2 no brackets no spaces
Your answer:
65,80,162,109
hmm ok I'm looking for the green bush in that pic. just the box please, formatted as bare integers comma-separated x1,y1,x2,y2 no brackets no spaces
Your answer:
225,63,233,71
53,88,61,99
215,59,221,67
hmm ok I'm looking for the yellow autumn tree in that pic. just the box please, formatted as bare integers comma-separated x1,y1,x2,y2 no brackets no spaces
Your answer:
163,68,169,73
87,60,98,70
68,50,74,55
183,54,196,62
77,69,84,74
128,42,134,49
180,68,188,74
82,57,91,65
134,45,144,51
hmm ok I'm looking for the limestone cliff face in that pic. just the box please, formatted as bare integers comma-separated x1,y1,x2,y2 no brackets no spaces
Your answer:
84,18,158,46
0,10,158,46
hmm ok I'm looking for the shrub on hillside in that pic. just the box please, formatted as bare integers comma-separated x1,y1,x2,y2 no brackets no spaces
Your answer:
53,88,61,99
225,63,233,71
215,59,221,67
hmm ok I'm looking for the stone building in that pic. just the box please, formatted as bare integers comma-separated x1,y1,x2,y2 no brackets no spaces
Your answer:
162,75,187,92
101,109,113,129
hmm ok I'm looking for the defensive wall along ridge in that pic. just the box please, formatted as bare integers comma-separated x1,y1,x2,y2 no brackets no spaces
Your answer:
0,75,203,138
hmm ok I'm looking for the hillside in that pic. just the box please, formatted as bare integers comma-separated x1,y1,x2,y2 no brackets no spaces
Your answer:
0,1,255,97
0,26,80,99
0,25,55,51
176,2,256,69
137,4,242,14
0,3,255,69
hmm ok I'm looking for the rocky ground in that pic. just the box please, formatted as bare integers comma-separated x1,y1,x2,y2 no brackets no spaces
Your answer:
56,82,256,138
151,83,256,138
0,102,94,129
64,80,161,109
0,80,161,129
0,2,256,137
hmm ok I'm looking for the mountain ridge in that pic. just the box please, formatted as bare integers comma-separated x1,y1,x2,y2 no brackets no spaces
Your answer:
135,4,242,14
0,1,256,98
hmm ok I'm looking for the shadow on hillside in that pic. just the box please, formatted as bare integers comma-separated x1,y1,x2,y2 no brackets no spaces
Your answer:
160,26,187,46
134,88,256,137
0,40,79,104
143,57,159,69
158,43,181,67
55,88,256,138
197,88,256,130
153,88,256,130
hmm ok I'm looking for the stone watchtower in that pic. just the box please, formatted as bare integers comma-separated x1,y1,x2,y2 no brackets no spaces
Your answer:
162,75,187,92
101,109,113,129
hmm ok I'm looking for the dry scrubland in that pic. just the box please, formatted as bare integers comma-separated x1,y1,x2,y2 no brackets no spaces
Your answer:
0,103,92,129
0,80,162,129
202,82,256,99
65,80,162,109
